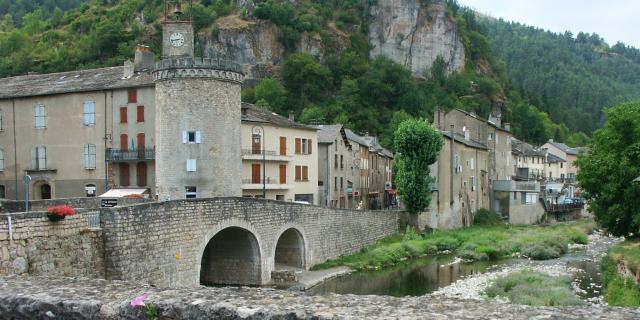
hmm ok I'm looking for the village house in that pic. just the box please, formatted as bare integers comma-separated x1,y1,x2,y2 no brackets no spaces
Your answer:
511,137,547,181
316,124,354,208
240,104,319,204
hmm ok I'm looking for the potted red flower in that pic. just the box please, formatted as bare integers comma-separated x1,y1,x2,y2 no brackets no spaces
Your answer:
47,205,76,222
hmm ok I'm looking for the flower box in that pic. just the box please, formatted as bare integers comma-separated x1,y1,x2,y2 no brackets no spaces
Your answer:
46,205,76,222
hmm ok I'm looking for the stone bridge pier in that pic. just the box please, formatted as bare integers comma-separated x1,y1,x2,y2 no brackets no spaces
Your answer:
101,197,397,287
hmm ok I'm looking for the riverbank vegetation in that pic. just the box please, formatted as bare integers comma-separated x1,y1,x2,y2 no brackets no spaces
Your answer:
601,241,640,306
311,220,594,271
484,270,584,306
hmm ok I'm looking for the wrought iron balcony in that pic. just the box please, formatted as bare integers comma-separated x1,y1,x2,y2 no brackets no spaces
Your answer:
106,148,155,161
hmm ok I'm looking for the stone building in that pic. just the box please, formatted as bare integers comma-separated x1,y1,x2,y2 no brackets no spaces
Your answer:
240,104,318,204
424,131,490,229
316,124,353,208
0,64,153,200
511,137,547,181
542,139,579,182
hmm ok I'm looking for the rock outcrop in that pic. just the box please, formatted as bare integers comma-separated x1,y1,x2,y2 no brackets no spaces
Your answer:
369,0,466,77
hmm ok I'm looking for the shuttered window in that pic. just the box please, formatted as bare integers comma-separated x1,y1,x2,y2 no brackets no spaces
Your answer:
31,146,47,170
302,166,308,180
127,89,137,103
279,137,286,155
279,164,286,184
120,134,128,151
120,107,127,123
186,159,197,172
137,105,144,122
0,148,4,171
83,100,96,126
295,165,301,181
136,162,147,186
119,163,130,186
84,144,96,169
295,138,301,154
35,103,46,128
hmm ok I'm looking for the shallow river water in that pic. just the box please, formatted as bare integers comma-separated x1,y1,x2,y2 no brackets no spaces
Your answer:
308,231,620,303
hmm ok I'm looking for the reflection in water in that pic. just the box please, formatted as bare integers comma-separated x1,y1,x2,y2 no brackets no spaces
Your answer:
568,260,602,299
309,255,498,297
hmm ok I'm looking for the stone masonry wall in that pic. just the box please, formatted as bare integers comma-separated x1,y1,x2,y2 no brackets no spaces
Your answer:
1,197,152,213
101,197,398,287
0,211,104,278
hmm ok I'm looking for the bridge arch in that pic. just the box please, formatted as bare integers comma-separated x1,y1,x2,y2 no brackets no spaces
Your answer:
198,220,264,286
272,224,310,270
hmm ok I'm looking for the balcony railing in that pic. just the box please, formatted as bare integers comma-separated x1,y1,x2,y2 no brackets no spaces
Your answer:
106,148,155,161
242,177,280,184
241,149,287,156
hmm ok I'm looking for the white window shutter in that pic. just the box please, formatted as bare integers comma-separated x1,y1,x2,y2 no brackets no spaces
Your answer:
31,147,37,169
182,131,188,144
186,159,197,172
195,131,201,143
38,146,46,169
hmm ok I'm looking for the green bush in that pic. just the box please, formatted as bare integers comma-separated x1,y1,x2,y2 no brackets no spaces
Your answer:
402,226,422,241
522,243,561,260
473,208,503,226
485,270,584,306
601,251,640,307
433,237,461,251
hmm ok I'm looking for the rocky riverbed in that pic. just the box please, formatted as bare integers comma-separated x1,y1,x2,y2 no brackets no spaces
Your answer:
431,230,623,305
1,275,639,319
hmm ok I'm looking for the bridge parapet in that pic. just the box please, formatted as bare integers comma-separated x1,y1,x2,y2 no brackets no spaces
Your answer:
100,197,398,287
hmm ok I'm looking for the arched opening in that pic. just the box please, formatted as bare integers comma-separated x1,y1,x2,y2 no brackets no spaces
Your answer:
32,181,52,200
40,184,51,199
200,227,261,286
274,228,305,269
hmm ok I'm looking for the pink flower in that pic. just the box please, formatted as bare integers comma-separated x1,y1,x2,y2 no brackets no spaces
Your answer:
130,293,148,307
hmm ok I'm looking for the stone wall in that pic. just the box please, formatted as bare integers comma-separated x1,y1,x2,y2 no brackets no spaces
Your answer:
1,197,152,213
101,197,398,287
1,276,638,320
0,211,104,278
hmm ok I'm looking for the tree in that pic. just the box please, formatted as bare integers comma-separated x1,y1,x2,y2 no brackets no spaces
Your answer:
394,119,443,220
576,101,640,236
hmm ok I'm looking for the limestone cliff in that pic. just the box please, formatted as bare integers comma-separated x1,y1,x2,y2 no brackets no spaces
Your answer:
368,0,466,77
202,0,465,82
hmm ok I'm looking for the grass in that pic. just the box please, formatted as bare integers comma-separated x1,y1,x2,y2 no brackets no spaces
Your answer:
311,220,595,271
601,241,640,307
484,270,584,306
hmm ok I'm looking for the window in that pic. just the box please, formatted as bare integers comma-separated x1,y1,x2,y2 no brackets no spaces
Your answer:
186,159,197,172
279,164,286,184
128,89,137,103
334,176,337,190
183,131,201,144
279,137,287,155
470,176,475,191
119,163,130,186
340,155,344,169
488,132,493,140
454,154,461,173
513,192,517,200
560,163,564,168
0,109,3,131
84,144,96,169
35,103,46,128
335,140,338,151
120,134,128,151
340,177,344,190
0,185,5,198
31,146,47,169
137,106,144,122
136,162,147,186
296,165,309,181
334,154,338,168
0,148,4,171
120,107,127,123
295,138,312,154
522,192,537,205
83,100,96,126
185,186,197,199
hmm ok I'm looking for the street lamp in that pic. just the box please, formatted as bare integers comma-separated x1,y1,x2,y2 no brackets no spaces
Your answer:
252,125,266,199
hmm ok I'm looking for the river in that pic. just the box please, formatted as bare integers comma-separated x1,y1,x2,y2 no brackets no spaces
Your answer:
308,231,620,304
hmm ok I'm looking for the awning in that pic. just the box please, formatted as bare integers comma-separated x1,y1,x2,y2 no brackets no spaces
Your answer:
99,188,149,198
386,189,396,195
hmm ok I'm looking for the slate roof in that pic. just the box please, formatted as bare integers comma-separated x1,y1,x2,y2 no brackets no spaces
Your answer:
511,138,546,157
442,131,488,150
547,153,565,163
0,66,154,99
546,140,578,155
344,128,369,146
241,103,316,131
315,124,343,143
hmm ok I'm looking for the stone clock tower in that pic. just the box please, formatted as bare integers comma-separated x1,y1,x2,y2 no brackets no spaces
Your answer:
153,0,244,200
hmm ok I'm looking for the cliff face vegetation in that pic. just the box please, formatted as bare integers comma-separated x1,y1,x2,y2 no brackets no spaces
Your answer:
2,0,638,147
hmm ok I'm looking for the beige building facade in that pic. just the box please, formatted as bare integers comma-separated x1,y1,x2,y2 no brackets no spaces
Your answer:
240,104,318,204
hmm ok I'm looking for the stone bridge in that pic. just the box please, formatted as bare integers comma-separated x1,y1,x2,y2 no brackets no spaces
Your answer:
101,197,397,287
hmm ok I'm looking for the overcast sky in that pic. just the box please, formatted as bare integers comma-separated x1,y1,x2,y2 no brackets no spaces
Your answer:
458,0,639,48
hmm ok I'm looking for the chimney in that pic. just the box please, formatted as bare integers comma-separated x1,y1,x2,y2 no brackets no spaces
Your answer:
134,44,155,72
123,60,134,79
288,112,295,121
503,122,511,131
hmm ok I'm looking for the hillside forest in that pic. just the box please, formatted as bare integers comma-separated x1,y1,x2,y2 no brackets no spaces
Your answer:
1,0,639,148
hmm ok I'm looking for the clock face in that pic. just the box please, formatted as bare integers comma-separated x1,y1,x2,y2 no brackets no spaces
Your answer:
170,32,185,47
